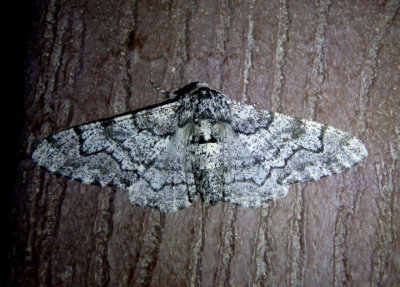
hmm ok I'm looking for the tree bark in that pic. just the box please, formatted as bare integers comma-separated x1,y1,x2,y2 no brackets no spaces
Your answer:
11,0,399,286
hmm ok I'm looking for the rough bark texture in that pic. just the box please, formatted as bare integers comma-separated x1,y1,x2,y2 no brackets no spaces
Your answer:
11,0,399,286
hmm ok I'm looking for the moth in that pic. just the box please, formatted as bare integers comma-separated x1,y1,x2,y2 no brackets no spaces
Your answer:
32,82,367,212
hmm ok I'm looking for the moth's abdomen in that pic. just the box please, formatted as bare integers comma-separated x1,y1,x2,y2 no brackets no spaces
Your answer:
195,169,224,204
190,120,225,204
192,144,224,204
194,143,222,169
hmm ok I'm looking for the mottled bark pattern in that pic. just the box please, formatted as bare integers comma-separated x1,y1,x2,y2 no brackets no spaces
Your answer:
11,0,399,286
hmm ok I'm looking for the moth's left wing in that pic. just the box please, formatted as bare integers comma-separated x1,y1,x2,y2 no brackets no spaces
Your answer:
223,99,367,207
32,101,196,212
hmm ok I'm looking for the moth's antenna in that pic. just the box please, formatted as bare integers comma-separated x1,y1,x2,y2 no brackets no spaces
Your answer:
150,81,177,100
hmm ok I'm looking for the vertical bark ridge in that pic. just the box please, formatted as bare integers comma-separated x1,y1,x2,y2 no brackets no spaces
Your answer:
304,0,331,120
372,160,396,285
164,1,194,86
26,174,66,287
270,0,289,113
357,0,399,134
187,206,205,287
240,0,256,103
333,206,352,287
213,0,233,91
88,188,115,287
252,202,274,286
214,205,238,287
288,186,306,287
130,211,166,286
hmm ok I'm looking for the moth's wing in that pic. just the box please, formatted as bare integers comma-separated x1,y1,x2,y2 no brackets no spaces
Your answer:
223,99,367,207
32,101,196,212
268,113,367,185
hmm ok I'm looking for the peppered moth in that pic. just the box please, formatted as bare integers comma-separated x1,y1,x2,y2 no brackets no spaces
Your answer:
32,82,367,212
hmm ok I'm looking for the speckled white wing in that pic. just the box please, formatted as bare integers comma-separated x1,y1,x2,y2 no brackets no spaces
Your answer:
223,99,367,207
32,101,195,212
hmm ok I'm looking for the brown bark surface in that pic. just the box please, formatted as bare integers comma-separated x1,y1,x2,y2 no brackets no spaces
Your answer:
11,0,399,286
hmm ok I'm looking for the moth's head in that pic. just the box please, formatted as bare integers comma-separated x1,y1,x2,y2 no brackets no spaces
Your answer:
152,82,218,101
173,82,215,98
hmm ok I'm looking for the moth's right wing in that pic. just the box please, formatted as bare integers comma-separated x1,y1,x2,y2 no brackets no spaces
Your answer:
223,99,367,208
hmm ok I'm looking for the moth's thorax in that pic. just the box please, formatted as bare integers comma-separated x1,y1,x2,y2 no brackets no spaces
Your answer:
180,87,231,124
191,120,223,170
